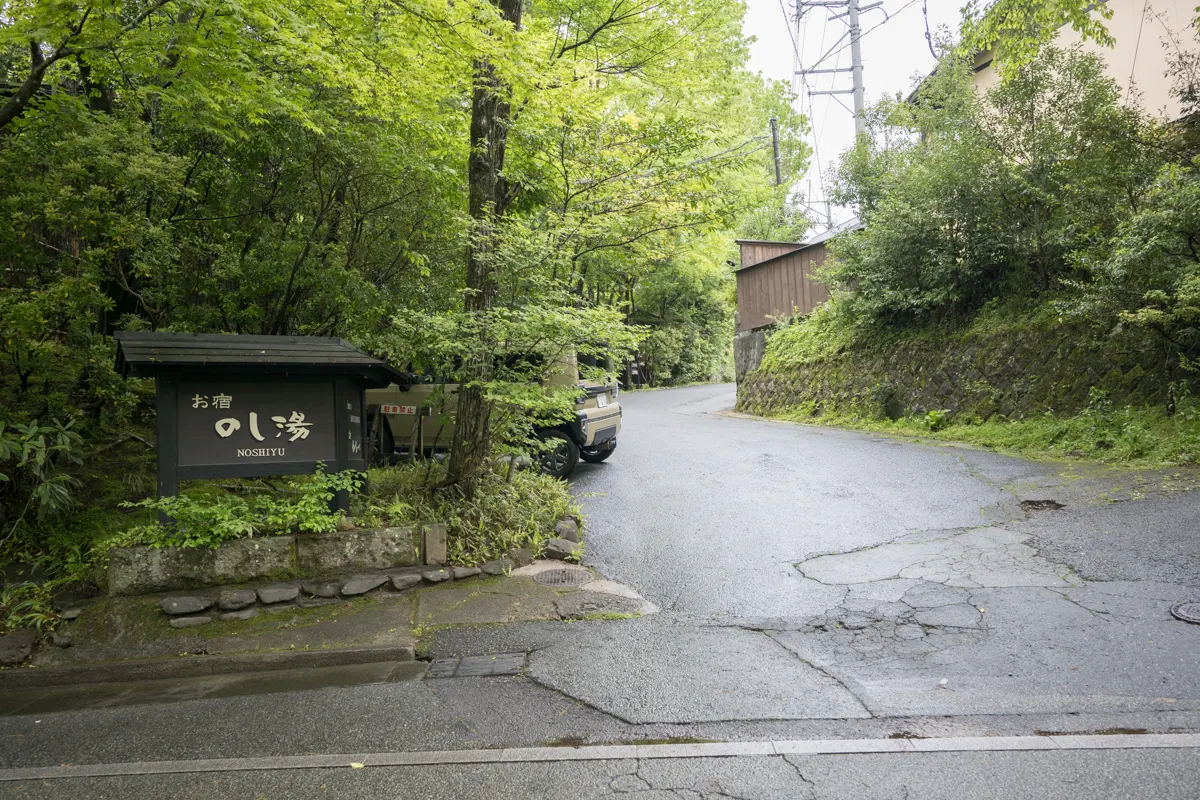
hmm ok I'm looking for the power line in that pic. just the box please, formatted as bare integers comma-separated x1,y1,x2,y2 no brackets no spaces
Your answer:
780,0,833,227
921,0,937,59
807,0,920,71
1126,0,1150,103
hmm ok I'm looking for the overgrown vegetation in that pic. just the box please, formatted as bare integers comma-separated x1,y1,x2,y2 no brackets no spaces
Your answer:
0,0,806,597
780,390,1200,468
111,468,363,550
751,14,1200,467
363,461,578,566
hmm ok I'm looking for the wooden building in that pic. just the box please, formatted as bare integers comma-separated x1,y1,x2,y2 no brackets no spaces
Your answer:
734,231,840,333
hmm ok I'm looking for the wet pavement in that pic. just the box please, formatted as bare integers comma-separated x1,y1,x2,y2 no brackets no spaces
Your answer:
4,383,1200,797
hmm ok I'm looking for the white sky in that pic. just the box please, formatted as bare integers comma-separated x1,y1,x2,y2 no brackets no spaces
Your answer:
743,0,964,231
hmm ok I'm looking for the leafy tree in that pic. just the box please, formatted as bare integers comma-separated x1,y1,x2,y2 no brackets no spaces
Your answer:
959,0,1113,76
0,0,804,547
826,47,1158,322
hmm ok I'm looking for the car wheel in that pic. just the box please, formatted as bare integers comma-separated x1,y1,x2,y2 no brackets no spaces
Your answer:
579,444,615,464
538,430,579,479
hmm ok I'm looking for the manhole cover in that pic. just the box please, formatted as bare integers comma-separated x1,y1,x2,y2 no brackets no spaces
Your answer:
534,567,593,587
1170,602,1200,623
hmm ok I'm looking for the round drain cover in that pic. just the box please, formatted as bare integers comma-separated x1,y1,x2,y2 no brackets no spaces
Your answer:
1170,602,1200,623
533,567,593,587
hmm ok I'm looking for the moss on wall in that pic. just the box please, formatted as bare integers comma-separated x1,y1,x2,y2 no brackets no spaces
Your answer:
738,314,1181,423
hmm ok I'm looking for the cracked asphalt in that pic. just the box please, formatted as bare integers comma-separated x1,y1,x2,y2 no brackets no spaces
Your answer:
539,383,1200,723
5,383,1200,797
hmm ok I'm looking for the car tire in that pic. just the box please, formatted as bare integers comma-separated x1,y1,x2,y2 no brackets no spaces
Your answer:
579,443,615,464
539,430,579,479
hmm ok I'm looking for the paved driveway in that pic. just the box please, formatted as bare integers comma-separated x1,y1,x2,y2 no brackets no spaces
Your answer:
525,383,1200,724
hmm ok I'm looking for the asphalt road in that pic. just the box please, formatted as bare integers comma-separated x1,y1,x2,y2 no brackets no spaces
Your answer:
4,383,1200,798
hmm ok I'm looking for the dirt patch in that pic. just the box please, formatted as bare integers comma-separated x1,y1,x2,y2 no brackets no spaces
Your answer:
1021,499,1065,511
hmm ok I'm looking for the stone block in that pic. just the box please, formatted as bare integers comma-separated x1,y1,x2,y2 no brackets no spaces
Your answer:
543,538,582,561
301,579,342,599
295,527,419,575
257,584,299,604
219,608,259,621
452,566,481,580
107,536,295,596
341,575,389,596
159,596,214,616
423,524,447,566
0,629,38,666
216,589,257,611
391,574,422,591
169,616,212,629
422,569,451,583
554,518,580,543
481,557,514,576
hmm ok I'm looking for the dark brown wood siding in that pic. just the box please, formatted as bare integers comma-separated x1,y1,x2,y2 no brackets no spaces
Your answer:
737,241,804,270
735,244,830,332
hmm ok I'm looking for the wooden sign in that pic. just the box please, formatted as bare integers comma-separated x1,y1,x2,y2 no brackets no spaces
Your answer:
114,333,408,512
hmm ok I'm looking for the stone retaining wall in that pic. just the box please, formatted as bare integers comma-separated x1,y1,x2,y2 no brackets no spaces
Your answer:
738,321,1179,421
106,525,440,596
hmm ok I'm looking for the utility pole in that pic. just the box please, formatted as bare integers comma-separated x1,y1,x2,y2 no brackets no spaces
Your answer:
846,0,866,137
769,116,782,185
797,0,885,139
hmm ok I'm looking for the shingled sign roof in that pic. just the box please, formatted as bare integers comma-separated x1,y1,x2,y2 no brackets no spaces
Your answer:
114,332,408,388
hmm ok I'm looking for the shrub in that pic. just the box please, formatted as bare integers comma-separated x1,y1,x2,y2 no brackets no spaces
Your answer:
363,460,577,565
115,467,362,549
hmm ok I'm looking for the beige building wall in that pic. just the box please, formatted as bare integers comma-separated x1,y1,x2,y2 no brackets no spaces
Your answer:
972,0,1193,118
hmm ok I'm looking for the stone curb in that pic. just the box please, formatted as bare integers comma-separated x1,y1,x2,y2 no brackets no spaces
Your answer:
0,644,414,691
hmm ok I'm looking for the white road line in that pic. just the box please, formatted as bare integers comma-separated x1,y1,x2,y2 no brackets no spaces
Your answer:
3,734,1198,782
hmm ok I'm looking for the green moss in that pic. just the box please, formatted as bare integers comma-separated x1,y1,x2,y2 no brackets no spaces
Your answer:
747,291,1188,458
771,404,1200,468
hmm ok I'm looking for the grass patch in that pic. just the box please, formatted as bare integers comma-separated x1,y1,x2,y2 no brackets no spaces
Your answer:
772,401,1200,467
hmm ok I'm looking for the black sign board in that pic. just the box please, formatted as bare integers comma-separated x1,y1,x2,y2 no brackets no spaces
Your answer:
177,381,337,468
114,333,406,512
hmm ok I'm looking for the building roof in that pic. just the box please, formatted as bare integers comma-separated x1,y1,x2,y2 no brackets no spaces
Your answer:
734,218,863,271
800,217,864,247
114,332,409,387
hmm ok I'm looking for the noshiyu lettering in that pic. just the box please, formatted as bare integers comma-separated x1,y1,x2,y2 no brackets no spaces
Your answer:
235,447,287,458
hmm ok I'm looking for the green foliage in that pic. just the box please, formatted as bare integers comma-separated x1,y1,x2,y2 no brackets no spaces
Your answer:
0,581,58,634
827,47,1156,324
960,0,1113,77
363,461,578,566
0,0,801,562
116,468,362,549
0,419,84,549
921,410,952,433
1077,160,1200,370
771,382,1200,467
373,297,644,458
759,299,863,371
258,470,365,535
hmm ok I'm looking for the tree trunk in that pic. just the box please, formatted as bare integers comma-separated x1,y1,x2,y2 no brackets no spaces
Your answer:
443,0,523,497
